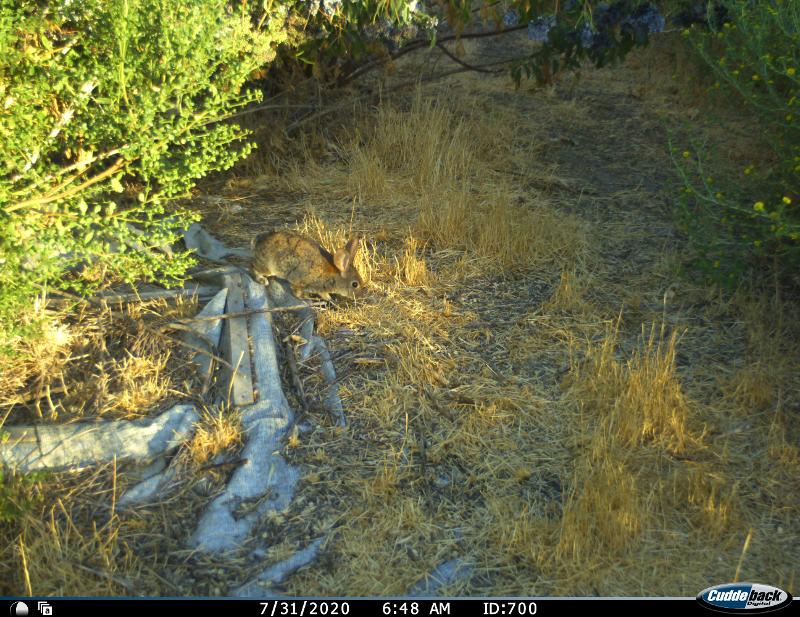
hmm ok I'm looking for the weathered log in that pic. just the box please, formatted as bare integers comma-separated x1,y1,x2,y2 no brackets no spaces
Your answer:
188,278,299,553
0,404,198,472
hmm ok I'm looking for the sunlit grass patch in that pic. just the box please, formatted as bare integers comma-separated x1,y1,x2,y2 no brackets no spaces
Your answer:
366,91,477,189
556,453,649,565
187,405,244,467
717,290,797,415
416,186,587,272
346,146,390,200
545,269,594,315
0,297,198,423
393,235,432,287
670,463,739,540
564,321,695,454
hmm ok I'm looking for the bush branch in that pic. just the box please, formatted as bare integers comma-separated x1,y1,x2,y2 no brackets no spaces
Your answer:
6,158,125,213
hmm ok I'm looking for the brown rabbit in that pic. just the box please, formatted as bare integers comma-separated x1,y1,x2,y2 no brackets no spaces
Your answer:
251,230,364,300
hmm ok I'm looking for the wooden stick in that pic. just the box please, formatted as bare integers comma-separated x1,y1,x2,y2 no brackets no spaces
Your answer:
147,327,237,372
287,59,518,134
69,562,137,593
0,385,68,407
93,285,220,304
219,273,254,407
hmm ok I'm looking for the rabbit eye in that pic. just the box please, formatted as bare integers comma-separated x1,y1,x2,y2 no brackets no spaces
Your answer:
351,281,359,289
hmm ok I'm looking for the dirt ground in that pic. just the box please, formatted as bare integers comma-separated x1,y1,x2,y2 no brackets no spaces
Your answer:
2,31,798,597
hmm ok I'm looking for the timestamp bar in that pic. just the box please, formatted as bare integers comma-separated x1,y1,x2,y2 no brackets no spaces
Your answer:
2,597,746,617
258,598,719,617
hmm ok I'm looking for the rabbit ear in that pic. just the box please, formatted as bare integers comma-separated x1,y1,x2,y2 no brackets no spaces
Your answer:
333,247,351,273
334,238,359,272
345,237,360,258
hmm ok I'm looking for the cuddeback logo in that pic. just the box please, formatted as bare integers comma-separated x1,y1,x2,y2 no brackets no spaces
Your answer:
697,583,793,613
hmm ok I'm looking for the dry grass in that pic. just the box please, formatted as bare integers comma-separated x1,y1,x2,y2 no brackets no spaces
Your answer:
2,32,799,598
564,321,695,454
393,235,432,287
418,187,587,272
187,405,244,467
1,466,143,596
0,297,199,423
0,296,206,595
269,49,797,597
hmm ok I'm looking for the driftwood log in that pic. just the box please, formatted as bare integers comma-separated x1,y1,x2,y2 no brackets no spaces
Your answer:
189,277,300,553
0,404,198,473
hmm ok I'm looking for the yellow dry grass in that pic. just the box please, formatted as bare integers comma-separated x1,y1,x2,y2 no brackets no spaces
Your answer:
0,297,198,423
0,297,204,595
2,32,799,598
1,465,144,596
187,405,244,467
564,321,695,454
264,51,797,596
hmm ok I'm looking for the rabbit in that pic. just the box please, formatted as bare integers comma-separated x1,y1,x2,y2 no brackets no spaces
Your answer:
251,230,364,301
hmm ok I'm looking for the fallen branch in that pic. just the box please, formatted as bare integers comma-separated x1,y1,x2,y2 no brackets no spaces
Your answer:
287,59,518,134
148,326,237,372
93,284,220,304
264,279,346,426
70,562,138,593
284,340,309,414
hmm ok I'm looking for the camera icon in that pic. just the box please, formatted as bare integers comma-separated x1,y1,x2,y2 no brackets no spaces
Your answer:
36,603,51,616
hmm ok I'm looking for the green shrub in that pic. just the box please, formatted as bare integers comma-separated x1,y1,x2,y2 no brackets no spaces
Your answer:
0,0,286,342
671,0,800,284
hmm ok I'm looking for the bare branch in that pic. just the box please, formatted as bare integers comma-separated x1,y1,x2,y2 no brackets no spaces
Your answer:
436,42,504,74
338,23,528,86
